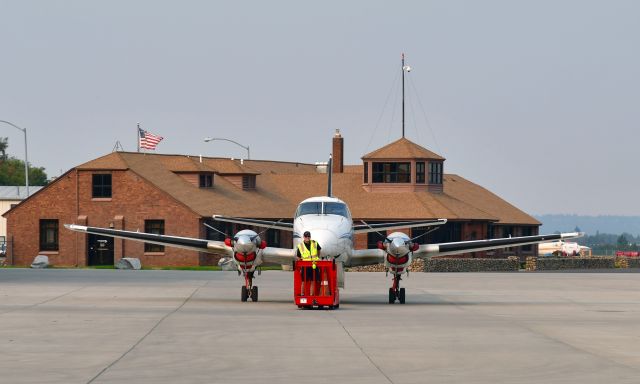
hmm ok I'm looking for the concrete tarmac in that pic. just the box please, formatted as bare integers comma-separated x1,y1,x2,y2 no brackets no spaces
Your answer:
1,269,639,384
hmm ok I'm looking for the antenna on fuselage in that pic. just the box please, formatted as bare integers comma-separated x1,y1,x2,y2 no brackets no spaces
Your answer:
327,154,333,197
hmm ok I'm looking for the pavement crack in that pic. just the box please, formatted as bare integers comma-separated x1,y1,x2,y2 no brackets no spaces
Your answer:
86,282,205,384
329,312,394,384
0,285,87,316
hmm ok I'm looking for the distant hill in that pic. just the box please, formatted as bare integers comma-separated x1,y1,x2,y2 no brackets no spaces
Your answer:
535,215,640,236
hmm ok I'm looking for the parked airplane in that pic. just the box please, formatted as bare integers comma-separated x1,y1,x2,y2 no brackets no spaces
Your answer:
64,159,582,304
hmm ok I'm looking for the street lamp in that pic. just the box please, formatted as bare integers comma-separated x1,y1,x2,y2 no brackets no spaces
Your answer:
0,120,29,197
204,137,250,160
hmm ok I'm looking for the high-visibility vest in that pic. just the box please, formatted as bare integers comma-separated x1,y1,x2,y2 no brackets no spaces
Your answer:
298,240,319,261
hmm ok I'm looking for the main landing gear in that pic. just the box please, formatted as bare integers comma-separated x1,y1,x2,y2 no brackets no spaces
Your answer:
241,271,258,302
388,274,405,304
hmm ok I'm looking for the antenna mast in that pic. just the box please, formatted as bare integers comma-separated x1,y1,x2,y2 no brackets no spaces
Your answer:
401,53,412,138
402,53,405,138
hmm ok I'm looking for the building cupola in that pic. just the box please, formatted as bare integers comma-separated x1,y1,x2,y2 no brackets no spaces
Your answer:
361,137,445,193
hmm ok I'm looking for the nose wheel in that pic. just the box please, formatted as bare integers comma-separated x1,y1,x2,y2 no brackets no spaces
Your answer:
388,274,405,304
241,271,258,302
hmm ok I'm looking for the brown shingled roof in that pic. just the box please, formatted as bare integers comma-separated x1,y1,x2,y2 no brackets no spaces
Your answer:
158,155,214,173
443,175,540,225
201,158,260,175
74,152,538,225
117,153,291,218
76,152,129,170
362,137,445,160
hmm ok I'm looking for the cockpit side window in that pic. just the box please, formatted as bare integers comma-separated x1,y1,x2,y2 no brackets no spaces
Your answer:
324,202,350,218
295,202,322,217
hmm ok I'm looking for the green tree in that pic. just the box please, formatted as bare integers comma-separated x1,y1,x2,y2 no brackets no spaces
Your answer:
617,234,629,250
0,138,48,186
0,137,7,160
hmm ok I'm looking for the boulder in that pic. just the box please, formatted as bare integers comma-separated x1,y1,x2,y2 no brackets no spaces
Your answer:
218,257,237,271
31,255,50,269
116,257,142,270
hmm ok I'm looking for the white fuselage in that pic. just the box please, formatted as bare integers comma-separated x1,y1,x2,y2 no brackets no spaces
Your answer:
292,196,354,264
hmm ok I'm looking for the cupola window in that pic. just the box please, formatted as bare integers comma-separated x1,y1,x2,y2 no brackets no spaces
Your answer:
428,162,443,185
372,162,411,183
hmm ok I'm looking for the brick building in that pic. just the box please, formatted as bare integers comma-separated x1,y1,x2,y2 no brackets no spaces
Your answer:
4,133,540,267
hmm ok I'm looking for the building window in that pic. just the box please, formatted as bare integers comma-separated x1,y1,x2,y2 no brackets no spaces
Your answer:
487,223,495,239
242,175,256,190
204,219,232,242
372,162,411,183
424,222,462,244
92,174,112,198
267,229,281,247
40,219,59,251
416,162,425,184
363,162,368,183
521,226,533,251
428,162,443,185
144,220,165,252
411,226,429,244
367,230,386,249
502,225,515,252
199,174,213,188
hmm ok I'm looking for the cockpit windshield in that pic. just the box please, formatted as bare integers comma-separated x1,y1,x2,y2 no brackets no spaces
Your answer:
295,201,351,219
295,202,322,217
324,202,350,218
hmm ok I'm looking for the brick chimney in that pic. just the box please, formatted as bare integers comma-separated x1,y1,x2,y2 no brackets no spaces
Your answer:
332,129,343,173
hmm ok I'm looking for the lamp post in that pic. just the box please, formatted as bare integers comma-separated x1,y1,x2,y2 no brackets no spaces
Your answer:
204,137,250,160
0,120,29,197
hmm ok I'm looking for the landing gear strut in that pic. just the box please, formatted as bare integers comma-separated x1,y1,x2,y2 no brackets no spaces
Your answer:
388,274,405,304
241,271,258,302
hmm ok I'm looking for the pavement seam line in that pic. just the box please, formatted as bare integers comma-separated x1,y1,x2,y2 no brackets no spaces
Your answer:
330,312,395,384
86,282,206,384
0,285,87,316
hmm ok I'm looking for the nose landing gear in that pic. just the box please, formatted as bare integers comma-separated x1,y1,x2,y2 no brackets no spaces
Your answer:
241,271,258,302
388,274,405,304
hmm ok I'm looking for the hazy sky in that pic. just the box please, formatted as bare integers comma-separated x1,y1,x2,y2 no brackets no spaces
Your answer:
1,0,638,215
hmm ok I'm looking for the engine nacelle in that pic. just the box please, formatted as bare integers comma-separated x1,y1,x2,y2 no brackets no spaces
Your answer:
227,229,266,271
382,232,416,275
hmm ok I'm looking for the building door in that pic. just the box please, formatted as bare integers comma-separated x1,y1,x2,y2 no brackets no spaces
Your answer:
88,234,114,266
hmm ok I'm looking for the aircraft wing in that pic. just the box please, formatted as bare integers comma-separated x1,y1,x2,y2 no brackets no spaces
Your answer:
348,248,386,267
213,215,294,232
413,232,584,258
352,219,447,234
261,247,297,265
64,224,233,255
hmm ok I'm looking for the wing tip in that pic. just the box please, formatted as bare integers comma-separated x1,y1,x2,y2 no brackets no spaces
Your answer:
561,231,584,239
64,224,86,232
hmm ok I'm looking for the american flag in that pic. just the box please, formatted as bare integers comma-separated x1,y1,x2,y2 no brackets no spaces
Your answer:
139,128,163,150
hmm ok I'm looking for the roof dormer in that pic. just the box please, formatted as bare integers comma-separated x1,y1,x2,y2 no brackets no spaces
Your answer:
361,137,445,193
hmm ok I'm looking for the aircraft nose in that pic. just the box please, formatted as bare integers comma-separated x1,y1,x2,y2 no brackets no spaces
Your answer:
309,230,339,257
234,235,255,253
390,237,408,255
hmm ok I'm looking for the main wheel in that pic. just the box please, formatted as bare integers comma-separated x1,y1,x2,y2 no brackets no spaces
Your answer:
241,286,248,302
251,286,258,302
398,288,405,304
388,288,396,304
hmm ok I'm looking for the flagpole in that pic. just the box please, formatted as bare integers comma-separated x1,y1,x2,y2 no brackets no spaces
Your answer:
137,122,140,152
